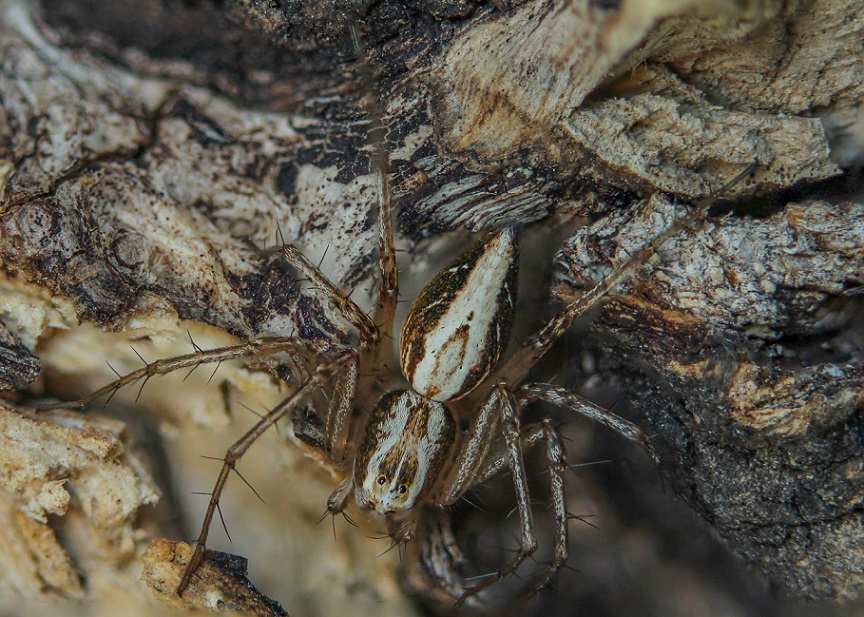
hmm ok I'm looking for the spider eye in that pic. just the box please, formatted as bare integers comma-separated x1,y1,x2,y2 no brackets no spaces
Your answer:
377,474,387,486
398,484,407,494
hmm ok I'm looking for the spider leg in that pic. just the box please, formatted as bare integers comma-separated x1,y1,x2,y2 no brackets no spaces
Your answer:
435,385,562,603
431,383,659,602
437,388,503,506
453,387,539,603
368,107,398,347
316,356,360,521
463,421,546,485
177,349,358,596
36,337,312,411
345,23,399,362
526,420,568,592
516,383,660,466
290,349,359,468
325,476,354,516
326,353,358,465
493,162,757,388
405,507,478,608
277,244,379,347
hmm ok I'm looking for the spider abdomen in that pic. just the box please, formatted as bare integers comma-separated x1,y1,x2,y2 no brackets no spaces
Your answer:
400,228,518,402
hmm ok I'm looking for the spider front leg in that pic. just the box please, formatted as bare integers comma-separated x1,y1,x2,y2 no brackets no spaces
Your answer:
300,359,360,521
517,383,661,467
177,349,359,596
36,336,313,411
326,355,359,465
437,384,567,603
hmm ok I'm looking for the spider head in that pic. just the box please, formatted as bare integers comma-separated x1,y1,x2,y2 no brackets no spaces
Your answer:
354,389,455,515
356,469,416,514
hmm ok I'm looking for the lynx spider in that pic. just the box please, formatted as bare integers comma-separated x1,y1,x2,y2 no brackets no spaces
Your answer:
40,30,755,606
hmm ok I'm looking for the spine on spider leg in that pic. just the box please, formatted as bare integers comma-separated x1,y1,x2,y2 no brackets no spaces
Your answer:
496,163,757,386
36,337,310,411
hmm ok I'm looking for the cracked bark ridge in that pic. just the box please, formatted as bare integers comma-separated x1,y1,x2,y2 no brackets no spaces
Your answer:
432,0,844,196
2,0,849,347
555,196,864,599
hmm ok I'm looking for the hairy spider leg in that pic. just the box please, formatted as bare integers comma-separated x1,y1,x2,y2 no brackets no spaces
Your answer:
177,349,359,595
350,22,398,348
495,163,757,388
36,338,312,412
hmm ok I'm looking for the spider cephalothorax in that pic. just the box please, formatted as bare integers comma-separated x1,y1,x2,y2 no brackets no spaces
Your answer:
353,389,455,516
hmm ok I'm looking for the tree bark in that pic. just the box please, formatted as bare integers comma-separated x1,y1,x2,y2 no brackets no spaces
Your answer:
0,0,862,616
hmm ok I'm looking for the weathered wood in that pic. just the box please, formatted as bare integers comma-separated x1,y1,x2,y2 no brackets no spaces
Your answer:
0,0,861,615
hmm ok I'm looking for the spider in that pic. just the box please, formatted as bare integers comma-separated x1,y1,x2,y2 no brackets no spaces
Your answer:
36,34,756,608
43,160,753,609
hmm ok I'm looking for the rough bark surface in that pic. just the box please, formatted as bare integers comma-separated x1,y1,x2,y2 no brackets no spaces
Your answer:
556,196,864,600
0,0,862,616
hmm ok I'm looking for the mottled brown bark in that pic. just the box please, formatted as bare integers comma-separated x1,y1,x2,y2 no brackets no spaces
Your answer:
0,0,862,616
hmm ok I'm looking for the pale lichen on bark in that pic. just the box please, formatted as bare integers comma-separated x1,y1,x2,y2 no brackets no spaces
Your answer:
0,0,862,616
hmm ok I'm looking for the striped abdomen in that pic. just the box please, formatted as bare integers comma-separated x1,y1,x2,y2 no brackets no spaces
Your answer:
400,228,518,402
